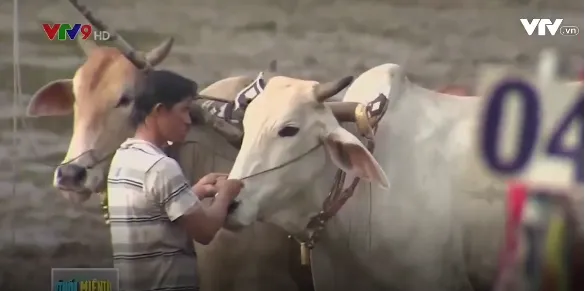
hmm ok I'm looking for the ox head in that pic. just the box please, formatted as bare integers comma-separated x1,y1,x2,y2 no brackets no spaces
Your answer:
25,0,226,203
226,76,389,233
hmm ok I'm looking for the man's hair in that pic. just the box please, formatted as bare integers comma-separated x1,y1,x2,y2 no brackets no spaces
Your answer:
129,69,198,127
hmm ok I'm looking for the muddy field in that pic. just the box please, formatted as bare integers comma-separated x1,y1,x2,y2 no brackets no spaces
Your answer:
0,0,582,289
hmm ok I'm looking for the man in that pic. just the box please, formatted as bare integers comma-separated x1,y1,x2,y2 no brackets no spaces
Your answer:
107,69,243,291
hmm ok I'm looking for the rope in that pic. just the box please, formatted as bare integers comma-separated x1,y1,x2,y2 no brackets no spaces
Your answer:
11,0,22,245
8,1,51,169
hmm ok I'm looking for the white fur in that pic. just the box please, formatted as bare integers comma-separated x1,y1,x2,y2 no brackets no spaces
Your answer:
228,64,512,291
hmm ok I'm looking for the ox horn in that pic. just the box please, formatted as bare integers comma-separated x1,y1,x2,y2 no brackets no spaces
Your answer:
326,101,361,122
314,76,354,103
144,38,174,67
68,0,173,70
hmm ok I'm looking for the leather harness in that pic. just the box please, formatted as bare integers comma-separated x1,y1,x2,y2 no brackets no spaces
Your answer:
289,95,389,266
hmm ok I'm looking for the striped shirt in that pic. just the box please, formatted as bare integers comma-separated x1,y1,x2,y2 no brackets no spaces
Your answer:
107,138,200,291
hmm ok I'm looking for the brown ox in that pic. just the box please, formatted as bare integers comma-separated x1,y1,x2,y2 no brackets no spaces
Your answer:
26,1,311,291
27,1,251,203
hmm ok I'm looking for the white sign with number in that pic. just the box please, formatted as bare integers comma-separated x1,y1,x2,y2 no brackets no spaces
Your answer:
474,62,583,189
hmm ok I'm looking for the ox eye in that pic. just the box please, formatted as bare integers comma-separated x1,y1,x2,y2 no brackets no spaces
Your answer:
278,126,299,137
115,95,132,108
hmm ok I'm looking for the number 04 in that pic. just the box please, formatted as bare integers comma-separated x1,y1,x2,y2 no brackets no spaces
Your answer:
480,79,584,183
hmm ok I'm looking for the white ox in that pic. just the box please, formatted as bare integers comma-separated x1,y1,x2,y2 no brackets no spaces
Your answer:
225,63,515,291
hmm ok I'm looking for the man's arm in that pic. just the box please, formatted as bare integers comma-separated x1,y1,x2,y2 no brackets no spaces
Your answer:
145,158,232,245
176,191,234,244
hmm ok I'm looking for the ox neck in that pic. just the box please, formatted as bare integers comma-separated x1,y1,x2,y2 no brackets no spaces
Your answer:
268,176,330,236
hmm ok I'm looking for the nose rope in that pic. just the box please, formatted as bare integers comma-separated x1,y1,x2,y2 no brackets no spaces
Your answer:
61,139,321,182
58,149,116,169
238,142,323,181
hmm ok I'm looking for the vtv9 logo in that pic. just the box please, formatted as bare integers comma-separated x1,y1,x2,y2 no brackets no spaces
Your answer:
42,23,111,41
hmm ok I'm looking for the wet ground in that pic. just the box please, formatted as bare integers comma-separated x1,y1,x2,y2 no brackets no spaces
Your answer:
0,0,581,289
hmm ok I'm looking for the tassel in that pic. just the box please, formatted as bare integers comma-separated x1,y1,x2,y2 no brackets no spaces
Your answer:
494,185,575,291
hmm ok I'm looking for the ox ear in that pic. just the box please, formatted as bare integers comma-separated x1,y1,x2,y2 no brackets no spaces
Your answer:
27,79,74,117
322,127,390,189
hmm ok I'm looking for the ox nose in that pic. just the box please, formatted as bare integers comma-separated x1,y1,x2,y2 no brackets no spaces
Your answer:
55,164,87,189
227,200,241,214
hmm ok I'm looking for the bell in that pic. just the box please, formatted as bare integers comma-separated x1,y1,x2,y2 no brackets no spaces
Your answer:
300,243,311,266
354,104,374,139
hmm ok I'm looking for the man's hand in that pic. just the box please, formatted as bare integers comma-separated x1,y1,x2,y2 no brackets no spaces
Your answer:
216,179,244,200
193,173,228,199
